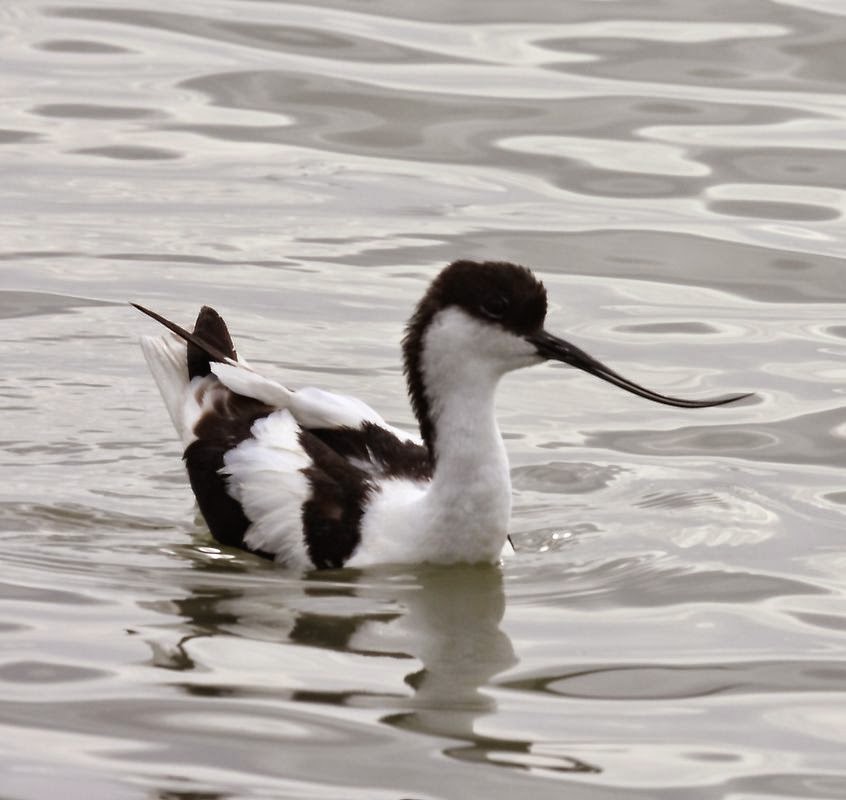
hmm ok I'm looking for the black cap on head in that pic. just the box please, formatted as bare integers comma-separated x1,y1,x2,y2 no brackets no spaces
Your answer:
410,260,548,337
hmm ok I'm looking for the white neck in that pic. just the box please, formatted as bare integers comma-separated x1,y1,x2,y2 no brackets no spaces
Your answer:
416,308,533,561
422,364,512,561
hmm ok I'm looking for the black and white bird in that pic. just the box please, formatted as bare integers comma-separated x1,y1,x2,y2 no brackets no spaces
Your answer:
134,260,748,569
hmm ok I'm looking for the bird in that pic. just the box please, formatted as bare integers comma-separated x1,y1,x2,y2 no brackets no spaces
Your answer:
133,260,750,570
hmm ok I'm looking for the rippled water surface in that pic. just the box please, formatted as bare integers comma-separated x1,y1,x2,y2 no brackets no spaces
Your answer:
3,1,846,797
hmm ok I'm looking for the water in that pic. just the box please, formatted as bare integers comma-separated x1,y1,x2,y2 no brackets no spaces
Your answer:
2,0,846,797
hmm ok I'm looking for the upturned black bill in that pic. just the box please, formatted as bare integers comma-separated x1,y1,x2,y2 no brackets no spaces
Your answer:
528,330,752,408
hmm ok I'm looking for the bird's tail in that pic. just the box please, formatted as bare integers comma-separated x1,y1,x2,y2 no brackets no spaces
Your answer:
137,305,239,442
139,332,191,440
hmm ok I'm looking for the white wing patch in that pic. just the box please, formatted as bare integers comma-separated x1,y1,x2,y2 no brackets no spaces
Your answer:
211,361,420,444
223,409,313,568
210,362,293,407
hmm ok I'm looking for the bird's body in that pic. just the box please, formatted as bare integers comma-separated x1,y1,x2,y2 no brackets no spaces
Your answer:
136,260,748,569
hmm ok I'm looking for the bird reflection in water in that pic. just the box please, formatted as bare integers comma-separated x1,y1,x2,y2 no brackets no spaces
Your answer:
145,557,600,776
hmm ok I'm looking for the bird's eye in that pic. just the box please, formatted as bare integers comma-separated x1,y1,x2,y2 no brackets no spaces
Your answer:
480,294,509,320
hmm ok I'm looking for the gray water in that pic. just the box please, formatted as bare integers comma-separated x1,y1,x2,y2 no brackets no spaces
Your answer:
2,1,846,797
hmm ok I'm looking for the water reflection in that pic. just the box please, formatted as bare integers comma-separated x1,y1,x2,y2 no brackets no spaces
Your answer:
150,563,602,776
